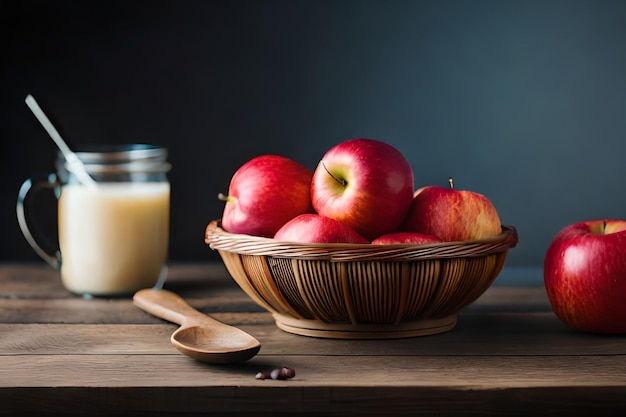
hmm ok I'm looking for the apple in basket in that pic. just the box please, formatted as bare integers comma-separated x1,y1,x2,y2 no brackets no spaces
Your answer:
544,219,626,334
218,155,313,237
310,138,414,241
274,214,369,244
371,232,441,245
402,178,502,242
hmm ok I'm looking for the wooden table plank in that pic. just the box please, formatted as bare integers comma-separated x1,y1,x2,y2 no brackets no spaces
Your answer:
3,354,626,388
0,286,552,323
2,315,626,357
2,356,626,415
4,385,625,417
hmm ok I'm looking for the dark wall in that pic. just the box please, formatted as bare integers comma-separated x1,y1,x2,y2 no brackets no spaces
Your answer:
2,0,626,269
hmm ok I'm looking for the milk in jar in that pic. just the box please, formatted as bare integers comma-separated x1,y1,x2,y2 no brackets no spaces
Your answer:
59,182,170,295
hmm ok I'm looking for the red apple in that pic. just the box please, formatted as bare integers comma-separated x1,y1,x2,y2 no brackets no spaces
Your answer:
544,219,626,334
219,155,313,237
310,138,414,240
402,178,502,241
371,232,441,245
274,214,369,244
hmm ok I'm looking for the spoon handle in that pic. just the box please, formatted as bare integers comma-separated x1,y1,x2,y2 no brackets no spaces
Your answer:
133,288,210,326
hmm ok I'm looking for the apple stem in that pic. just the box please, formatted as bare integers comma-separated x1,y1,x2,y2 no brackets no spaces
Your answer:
448,177,454,189
217,193,230,202
321,161,347,186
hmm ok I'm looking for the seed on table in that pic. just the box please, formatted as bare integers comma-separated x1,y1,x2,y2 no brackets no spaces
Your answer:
255,367,296,380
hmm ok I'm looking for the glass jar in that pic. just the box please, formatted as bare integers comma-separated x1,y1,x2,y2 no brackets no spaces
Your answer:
17,144,171,297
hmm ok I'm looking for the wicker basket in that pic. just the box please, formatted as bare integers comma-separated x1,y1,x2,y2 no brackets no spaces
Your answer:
205,219,518,339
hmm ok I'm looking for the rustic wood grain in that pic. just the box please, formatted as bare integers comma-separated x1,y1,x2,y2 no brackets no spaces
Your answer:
1,316,625,357
1,263,626,416
3,354,626,388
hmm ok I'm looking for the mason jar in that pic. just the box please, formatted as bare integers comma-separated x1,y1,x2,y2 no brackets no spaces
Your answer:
17,144,171,297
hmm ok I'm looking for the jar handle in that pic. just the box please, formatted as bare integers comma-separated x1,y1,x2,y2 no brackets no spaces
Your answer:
16,173,62,269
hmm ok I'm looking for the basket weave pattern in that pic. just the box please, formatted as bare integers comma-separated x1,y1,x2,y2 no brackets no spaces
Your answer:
206,220,518,338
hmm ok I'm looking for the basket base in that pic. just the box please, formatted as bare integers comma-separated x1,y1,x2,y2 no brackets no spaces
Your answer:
273,313,458,339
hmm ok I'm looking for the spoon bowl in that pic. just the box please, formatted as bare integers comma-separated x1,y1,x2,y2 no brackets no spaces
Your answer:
133,288,261,364
171,325,260,364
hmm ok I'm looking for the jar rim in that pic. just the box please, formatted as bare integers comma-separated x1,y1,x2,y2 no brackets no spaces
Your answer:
56,144,171,175
58,144,168,163
77,161,172,174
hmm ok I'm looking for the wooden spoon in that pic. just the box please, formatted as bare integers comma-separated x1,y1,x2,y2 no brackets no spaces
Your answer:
133,288,261,364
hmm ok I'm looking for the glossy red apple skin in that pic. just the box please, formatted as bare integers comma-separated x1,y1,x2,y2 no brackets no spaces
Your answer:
544,220,626,334
273,214,369,244
402,184,502,242
311,138,414,241
371,232,441,245
220,155,313,237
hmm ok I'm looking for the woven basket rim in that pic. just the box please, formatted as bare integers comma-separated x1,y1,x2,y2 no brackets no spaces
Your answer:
205,219,518,261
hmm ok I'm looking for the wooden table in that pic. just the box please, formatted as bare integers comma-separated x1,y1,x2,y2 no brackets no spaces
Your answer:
1,262,626,416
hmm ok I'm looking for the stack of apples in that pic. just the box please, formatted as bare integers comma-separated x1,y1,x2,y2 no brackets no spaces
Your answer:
218,138,503,245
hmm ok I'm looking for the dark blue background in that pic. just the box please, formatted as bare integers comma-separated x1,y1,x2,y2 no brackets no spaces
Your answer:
2,0,626,282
